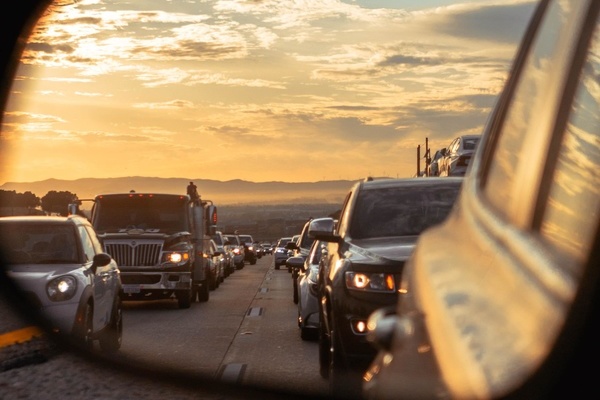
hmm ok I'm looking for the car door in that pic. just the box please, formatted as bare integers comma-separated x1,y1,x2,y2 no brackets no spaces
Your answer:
79,224,117,331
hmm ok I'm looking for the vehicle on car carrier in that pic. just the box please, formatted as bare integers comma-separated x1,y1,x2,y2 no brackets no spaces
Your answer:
71,191,218,308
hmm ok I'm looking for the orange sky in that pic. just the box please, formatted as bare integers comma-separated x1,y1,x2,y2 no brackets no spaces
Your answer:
1,0,535,184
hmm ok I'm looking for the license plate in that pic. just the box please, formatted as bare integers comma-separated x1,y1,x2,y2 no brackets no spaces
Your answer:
123,286,141,294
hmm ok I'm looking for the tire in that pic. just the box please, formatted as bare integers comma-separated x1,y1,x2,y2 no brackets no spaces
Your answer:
75,302,94,351
293,277,299,304
177,288,192,309
99,296,122,353
318,311,330,379
275,265,279,270
198,280,209,302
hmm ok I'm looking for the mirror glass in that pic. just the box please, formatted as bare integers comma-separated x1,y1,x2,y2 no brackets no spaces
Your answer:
0,0,534,396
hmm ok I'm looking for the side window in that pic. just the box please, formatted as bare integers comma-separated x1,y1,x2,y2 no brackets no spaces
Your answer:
482,1,579,227
78,225,97,262
540,17,600,278
85,226,104,254
335,190,354,238
449,139,458,154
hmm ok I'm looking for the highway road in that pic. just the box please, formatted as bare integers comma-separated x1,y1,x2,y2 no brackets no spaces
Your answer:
0,255,332,400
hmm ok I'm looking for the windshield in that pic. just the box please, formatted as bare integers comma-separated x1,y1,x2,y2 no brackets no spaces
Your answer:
349,182,462,239
0,223,79,264
93,195,190,233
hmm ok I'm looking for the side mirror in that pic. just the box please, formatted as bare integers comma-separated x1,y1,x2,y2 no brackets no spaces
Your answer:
285,242,298,250
91,252,112,274
286,256,304,271
308,217,337,242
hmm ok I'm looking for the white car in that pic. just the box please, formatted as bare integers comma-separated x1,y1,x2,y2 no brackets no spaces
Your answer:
0,215,123,353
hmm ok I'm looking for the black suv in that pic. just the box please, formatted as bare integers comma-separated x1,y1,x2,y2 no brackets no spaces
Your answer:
310,177,463,397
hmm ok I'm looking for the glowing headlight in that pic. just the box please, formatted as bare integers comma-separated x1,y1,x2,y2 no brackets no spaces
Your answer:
164,252,189,263
345,272,395,292
47,276,77,301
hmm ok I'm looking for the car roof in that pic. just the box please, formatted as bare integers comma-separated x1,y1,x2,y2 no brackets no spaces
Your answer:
0,215,87,226
358,177,463,191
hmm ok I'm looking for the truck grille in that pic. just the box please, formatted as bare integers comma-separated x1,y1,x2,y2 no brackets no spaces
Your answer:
104,240,163,267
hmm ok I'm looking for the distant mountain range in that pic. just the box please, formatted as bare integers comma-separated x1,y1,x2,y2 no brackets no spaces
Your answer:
0,176,359,207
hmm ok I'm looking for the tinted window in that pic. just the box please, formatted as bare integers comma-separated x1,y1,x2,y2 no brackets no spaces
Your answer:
540,17,600,277
0,223,78,264
349,182,461,239
463,137,479,150
94,196,189,233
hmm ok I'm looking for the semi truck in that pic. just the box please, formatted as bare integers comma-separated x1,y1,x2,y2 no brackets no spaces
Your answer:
71,191,218,308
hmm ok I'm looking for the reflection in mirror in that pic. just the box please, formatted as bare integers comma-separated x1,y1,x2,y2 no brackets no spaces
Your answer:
0,0,534,397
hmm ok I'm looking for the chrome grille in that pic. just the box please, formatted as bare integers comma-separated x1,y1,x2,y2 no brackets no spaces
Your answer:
104,239,163,267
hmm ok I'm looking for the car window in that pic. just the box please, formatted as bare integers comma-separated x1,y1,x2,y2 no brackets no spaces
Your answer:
539,16,600,278
85,225,104,254
463,137,479,150
78,225,97,262
0,223,78,264
482,0,582,228
349,183,461,239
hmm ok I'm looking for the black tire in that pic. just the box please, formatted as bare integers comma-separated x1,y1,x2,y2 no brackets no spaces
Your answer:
99,296,122,353
75,302,94,351
198,280,209,302
293,277,299,304
318,311,329,379
275,265,280,270
177,288,192,309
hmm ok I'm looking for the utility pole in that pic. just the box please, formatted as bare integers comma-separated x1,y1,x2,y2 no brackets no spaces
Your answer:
417,145,421,177
425,137,431,176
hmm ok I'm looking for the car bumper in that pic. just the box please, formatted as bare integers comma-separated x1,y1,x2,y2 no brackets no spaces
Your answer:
331,289,399,370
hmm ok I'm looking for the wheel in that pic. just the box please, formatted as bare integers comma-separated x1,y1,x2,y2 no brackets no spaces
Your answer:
328,326,354,397
75,302,94,351
198,279,209,302
318,311,330,379
99,296,122,353
293,277,299,304
275,265,280,270
209,272,217,291
177,288,192,309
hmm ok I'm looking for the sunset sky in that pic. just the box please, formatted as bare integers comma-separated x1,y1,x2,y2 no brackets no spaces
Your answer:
0,0,535,184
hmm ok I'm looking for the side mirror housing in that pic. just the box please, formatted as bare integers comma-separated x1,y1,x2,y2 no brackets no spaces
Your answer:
91,252,112,274
286,256,304,271
308,217,338,242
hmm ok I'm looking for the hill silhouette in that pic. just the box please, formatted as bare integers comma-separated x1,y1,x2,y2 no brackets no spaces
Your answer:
0,176,357,207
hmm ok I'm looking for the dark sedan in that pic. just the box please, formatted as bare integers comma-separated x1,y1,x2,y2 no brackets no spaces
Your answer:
310,177,463,398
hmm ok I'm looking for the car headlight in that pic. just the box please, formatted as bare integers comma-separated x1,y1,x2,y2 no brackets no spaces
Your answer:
345,271,395,292
163,252,189,263
47,276,77,301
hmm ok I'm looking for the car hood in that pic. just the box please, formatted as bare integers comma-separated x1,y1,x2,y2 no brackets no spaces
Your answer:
348,236,418,262
6,264,87,292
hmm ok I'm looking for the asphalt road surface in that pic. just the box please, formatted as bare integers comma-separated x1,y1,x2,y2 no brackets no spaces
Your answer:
0,256,335,400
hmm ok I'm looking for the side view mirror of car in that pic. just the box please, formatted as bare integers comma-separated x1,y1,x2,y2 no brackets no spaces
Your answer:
308,217,338,242
91,252,112,273
285,242,298,250
286,256,304,271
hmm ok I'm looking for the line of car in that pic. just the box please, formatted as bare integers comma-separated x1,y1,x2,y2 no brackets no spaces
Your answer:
0,219,264,355
278,1,600,398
